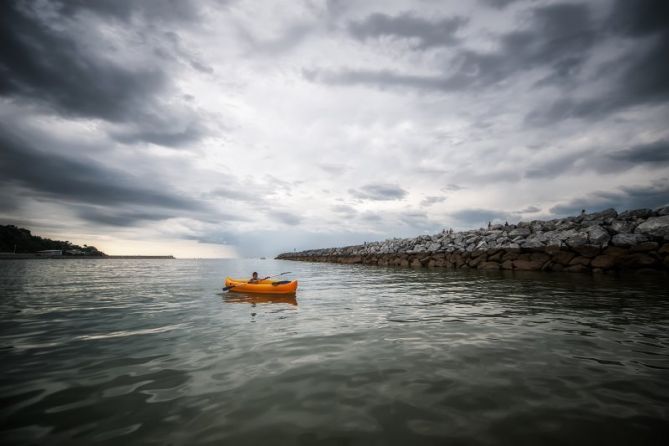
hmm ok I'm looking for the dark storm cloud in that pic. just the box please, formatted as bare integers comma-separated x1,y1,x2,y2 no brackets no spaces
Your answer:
526,0,669,124
348,12,466,49
524,139,669,179
0,130,207,225
0,1,203,147
549,181,669,215
313,2,597,92
75,206,178,227
479,0,525,9
610,140,669,164
349,183,408,201
607,0,669,37
60,0,202,23
518,206,541,213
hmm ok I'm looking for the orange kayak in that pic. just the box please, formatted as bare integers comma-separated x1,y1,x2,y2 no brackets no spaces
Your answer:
224,277,298,294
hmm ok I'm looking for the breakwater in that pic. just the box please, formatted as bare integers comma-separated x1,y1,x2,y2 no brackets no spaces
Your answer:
277,208,669,273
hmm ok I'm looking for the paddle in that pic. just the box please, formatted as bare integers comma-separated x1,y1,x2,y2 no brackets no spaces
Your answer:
222,272,292,291
271,280,291,286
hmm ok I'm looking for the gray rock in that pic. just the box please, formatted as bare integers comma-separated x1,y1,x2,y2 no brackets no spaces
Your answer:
611,233,647,247
565,233,588,248
584,225,610,245
584,208,617,220
610,220,635,234
475,241,490,251
557,229,578,241
635,216,669,238
655,205,669,216
428,242,442,252
522,238,545,249
501,242,521,250
619,208,653,219
509,227,531,237
545,238,564,248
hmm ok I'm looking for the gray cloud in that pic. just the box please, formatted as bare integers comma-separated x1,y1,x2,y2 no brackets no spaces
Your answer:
610,140,669,164
607,0,669,37
61,0,203,23
315,2,597,93
526,0,669,124
348,12,466,49
332,204,357,215
524,139,669,180
441,184,464,192
349,183,408,201
0,1,203,147
478,0,525,9
449,208,514,227
0,130,207,226
268,210,302,226
420,196,446,207
1,0,667,257
549,181,669,216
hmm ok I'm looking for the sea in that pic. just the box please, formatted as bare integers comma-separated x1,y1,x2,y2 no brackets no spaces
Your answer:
1,258,668,445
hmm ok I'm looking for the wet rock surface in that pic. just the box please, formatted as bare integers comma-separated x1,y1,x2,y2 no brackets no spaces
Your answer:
277,208,669,274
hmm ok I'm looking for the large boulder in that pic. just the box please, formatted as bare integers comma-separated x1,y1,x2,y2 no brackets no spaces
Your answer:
478,261,501,270
610,220,635,234
611,233,647,247
618,208,653,220
574,244,601,257
552,251,576,265
565,233,588,248
655,205,669,216
635,216,669,239
591,255,617,269
584,225,610,245
427,242,442,252
509,227,531,237
584,208,617,220
522,238,545,249
512,259,545,271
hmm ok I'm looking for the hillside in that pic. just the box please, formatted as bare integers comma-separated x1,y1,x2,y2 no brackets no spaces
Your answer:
0,225,106,256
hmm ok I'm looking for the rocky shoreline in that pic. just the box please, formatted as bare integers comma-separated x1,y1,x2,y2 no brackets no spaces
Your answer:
277,208,669,274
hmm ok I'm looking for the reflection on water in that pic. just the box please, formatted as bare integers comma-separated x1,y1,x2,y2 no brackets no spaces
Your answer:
0,259,668,445
222,292,298,306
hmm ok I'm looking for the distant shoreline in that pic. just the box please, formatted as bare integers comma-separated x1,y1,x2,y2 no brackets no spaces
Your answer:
0,254,175,260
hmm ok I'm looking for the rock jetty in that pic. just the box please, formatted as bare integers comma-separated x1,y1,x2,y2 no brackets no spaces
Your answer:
277,208,669,274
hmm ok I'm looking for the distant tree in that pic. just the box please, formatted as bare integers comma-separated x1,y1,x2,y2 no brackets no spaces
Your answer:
0,225,106,255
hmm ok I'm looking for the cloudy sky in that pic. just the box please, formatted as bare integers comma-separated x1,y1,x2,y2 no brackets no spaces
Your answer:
1,0,668,257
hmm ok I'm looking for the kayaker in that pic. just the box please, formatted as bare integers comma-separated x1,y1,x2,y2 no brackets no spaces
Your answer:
248,272,260,284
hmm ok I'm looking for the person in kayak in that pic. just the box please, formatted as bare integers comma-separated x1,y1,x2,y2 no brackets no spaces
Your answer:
248,272,261,283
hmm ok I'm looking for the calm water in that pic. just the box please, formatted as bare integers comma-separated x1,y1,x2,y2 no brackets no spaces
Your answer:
1,259,668,445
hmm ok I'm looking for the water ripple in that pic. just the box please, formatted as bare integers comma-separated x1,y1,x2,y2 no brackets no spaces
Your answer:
1,259,668,445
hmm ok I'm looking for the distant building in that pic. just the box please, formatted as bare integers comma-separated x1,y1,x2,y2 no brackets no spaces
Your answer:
36,250,63,256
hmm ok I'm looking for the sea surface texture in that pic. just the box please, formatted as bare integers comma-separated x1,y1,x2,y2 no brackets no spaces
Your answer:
1,259,668,445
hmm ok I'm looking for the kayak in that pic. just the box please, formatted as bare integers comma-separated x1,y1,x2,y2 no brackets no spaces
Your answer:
224,277,298,294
